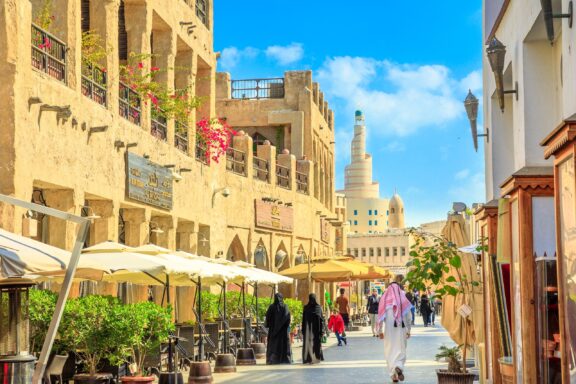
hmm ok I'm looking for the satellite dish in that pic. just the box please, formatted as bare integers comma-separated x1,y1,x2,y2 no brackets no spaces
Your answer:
452,202,467,213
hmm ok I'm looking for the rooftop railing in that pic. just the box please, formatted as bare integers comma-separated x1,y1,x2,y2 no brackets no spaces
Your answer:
296,171,309,194
231,78,284,100
253,156,269,182
226,147,246,176
119,81,141,125
31,24,67,83
276,164,290,189
81,62,107,106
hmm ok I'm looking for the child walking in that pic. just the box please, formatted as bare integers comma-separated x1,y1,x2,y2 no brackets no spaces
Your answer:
328,308,347,346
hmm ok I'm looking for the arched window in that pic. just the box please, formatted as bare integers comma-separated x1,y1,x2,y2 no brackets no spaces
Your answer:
391,208,395,214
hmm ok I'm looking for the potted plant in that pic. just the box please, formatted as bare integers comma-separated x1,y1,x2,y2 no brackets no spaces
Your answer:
112,301,174,383
405,230,482,384
58,295,120,384
436,345,465,376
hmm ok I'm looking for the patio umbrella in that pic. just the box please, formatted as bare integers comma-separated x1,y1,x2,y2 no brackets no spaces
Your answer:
440,215,483,347
279,258,368,282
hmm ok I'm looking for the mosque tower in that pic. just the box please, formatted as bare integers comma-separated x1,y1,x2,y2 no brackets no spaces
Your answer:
340,110,406,233
344,111,379,199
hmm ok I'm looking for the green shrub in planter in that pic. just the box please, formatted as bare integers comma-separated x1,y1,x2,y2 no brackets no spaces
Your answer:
29,288,57,354
284,298,303,325
110,302,174,376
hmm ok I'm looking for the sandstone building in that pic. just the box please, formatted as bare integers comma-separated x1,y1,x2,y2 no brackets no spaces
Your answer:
0,0,339,305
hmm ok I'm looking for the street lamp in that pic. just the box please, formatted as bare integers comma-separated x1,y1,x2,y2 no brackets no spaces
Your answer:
486,37,517,112
540,0,573,43
464,90,489,152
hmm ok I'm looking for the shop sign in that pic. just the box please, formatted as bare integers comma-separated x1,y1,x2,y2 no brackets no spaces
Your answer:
321,218,330,243
126,152,173,209
255,200,293,232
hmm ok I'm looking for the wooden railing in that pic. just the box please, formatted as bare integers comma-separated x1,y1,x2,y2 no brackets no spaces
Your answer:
226,147,246,176
31,24,67,83
253,157,269,182
276,164,290,189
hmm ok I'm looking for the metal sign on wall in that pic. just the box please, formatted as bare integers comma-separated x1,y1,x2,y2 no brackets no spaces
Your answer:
126,152,173,209
255,200,293,232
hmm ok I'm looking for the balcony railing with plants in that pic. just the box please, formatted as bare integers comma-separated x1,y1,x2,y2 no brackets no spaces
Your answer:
276,164,291,189
296,171,309,194
151,109,168,141
196,141,209,164
253,156,269,182
119,81,141,125
175,121,189,153
226,147,247,176
81,63,107,106
31,24,67,83
231,78,284,100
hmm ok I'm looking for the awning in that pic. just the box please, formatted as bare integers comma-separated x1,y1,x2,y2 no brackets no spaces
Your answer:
458,243,481,255
279,258,369,282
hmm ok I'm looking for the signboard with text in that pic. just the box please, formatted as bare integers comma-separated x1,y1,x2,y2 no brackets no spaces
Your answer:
255,200,293,232
126,152,173,209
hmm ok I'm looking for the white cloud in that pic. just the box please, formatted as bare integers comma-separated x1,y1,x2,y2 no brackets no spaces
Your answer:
449,171,485,204
383,141,406,152
219,46,259,70
455,169,470,180
316,56,481,137
459,69,482,93
266,43,304,65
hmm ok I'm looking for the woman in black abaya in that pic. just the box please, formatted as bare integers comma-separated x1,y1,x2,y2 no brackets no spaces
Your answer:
302,293,325,364
264,292,292,364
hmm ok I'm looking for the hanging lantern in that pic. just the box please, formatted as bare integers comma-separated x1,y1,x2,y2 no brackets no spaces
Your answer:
0,278,36,383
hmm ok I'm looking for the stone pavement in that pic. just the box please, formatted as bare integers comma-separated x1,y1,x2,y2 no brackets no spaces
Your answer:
211,321,457,384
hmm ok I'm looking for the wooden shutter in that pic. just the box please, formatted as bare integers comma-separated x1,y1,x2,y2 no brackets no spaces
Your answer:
81,0,90,33
118,0,128,61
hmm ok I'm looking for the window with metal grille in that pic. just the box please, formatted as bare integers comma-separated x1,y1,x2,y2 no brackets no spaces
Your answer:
393,247,398,256
361,248,366,257
81,0,90,33
196,0,209,27
377,248,382,257
385,248,390,257
118,0,128,61
401,247,406,256
369,248,374,257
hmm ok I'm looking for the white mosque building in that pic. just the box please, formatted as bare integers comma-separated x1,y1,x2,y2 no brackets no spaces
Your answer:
339,110,405,234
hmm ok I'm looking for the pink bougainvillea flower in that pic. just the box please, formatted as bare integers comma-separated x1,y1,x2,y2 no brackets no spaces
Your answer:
151,66,160,72
138,62,144,69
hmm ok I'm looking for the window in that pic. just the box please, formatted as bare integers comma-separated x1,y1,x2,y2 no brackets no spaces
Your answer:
375,210,378,215
393,247,398,256
391,208,395,214
368,230,372,233
401,247,406,256
361,248,366,257
369,248,374,257
387,210,389,216
196,0,209,27
354,249,359,257
377,248,382,257
369,209,372,215
375,220,378,226
354,220,358,225
118,0,128,61
369,220,372,226
347,248,351,255
81,0,90,33
385,248,390,257
354,210,358,216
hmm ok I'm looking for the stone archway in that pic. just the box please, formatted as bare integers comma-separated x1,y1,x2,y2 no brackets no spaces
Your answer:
227,234,247,262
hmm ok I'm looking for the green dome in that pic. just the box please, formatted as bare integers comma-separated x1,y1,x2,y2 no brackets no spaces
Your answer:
355,110,363,117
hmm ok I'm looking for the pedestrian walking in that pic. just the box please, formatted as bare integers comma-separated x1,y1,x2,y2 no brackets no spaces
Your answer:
327,308,347,346
377,275,413,382
428,289,436,325
405,291,416,326
335,288,350,329
420,294,433,327
302,293,325,364
366,288,380,336
264,292,292,364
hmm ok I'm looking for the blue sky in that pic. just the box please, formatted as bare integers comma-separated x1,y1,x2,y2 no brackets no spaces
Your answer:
214,1,484,226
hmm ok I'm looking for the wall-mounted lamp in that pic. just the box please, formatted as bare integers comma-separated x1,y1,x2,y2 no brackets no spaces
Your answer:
212,187,231,207
541,0,573,43
464,90,489,152
486,37,518,112
80,206,101,220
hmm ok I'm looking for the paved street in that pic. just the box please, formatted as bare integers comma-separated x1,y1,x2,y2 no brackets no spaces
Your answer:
211,320,457,384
